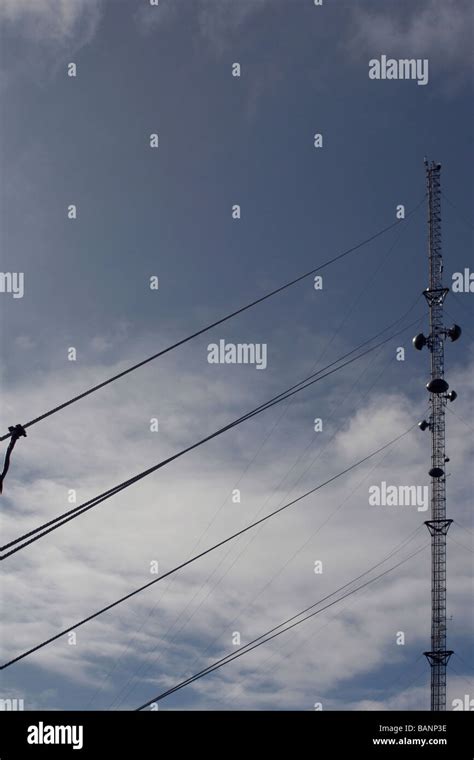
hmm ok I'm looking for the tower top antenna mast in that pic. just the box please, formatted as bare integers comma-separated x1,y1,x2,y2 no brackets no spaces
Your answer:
413,160,462,710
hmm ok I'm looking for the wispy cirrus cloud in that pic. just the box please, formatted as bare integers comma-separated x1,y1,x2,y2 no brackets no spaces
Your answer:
135,0,270,51
0,0,105,89
349,0,474,86
0,0,104,44
197,0,269,55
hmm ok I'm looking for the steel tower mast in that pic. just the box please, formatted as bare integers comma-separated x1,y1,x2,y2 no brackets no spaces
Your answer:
413,160,462,710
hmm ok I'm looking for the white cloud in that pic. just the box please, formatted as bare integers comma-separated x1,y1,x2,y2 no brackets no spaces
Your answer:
135,0,270,53
0,0,104,89
134,0,180,35
0,338,472,710
197,0,269,55
0,0,103,44
350,0,473,85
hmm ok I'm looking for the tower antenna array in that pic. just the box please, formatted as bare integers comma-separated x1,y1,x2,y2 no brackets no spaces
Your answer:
413,160,462,711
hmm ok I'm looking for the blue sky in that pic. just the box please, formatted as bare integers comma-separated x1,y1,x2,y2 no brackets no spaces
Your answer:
0,0,473,711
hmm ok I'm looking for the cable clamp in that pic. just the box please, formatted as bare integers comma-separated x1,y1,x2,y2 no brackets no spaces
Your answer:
0,424,27,495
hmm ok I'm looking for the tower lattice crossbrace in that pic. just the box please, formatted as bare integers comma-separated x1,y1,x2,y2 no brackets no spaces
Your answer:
414,160,462,711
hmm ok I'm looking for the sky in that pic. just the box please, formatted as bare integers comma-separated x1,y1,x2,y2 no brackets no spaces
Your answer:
0,0,473,712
